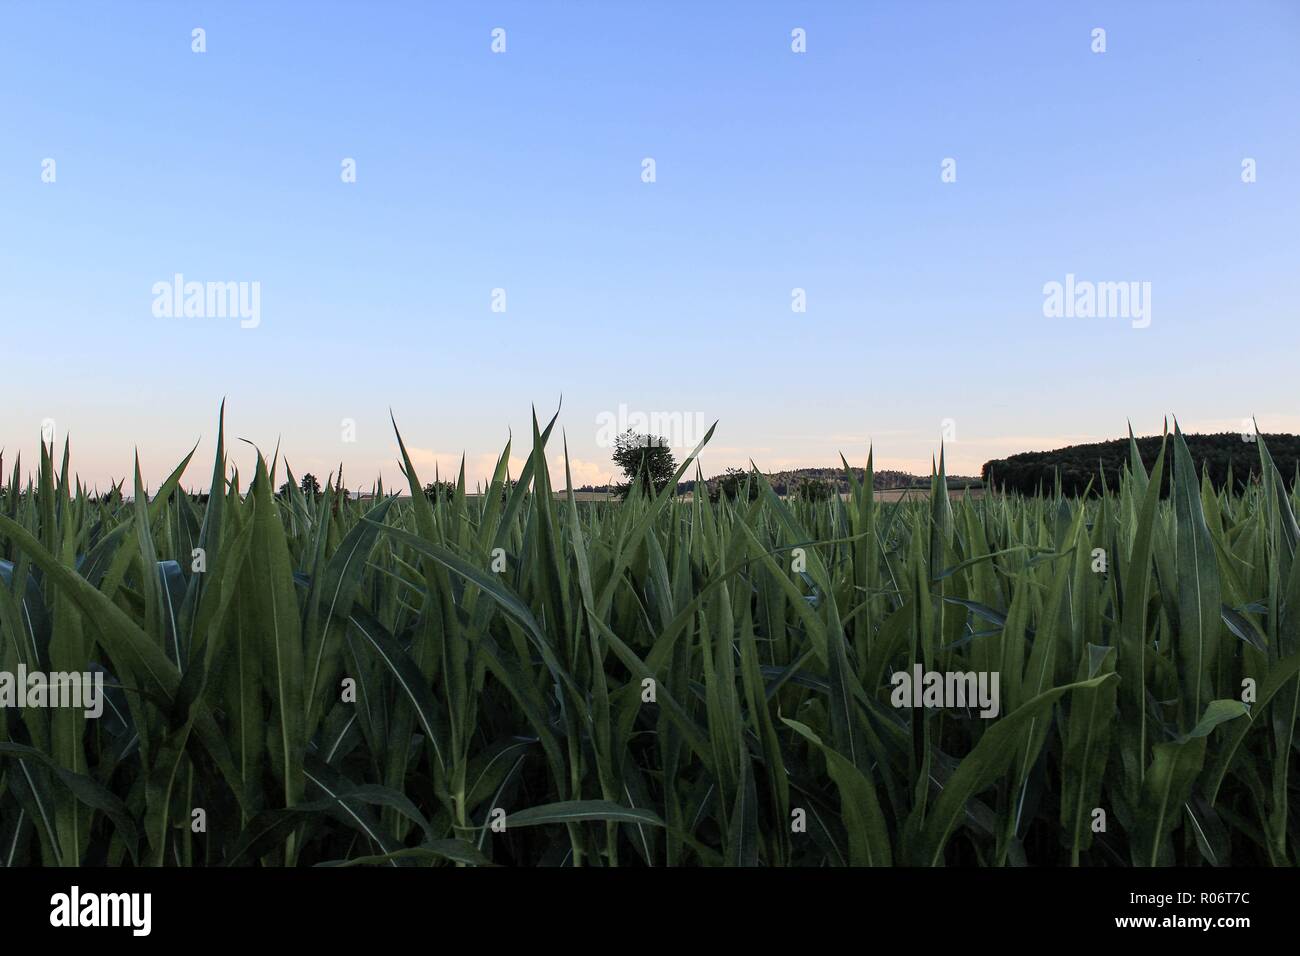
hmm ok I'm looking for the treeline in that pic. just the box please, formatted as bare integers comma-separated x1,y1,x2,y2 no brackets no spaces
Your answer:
982,432,1300,496
578,467,984,498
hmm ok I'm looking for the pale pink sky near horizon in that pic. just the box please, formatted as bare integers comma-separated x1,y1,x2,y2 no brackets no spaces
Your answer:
6,405,1298,495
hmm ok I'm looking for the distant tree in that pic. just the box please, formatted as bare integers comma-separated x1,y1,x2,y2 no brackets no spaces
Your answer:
424,480,456,502
709,467,759,503
794,477,834,502
278,474,322,498
612,430,677,499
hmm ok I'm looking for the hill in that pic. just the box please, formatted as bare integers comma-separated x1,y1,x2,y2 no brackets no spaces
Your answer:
982,432,1300,496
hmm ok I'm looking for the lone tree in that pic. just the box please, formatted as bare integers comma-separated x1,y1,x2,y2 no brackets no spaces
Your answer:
612,430,677,499
278,473,322,498
423,480,456,502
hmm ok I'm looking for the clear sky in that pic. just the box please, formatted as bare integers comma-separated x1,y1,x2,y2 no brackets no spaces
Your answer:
2,1,1297,492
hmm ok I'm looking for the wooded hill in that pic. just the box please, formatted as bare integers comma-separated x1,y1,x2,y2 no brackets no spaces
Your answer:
982,432,1300,496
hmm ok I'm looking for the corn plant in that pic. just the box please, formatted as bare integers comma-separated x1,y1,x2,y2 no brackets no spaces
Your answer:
0,407,1296,866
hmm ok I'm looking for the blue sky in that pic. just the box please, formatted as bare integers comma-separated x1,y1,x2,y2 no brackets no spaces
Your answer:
2,0,1297,491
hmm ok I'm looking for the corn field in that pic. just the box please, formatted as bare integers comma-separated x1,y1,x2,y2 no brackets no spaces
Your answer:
1,407,1297,867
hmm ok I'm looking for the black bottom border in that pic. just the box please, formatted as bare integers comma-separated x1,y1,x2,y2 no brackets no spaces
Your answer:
0,866,1280,941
